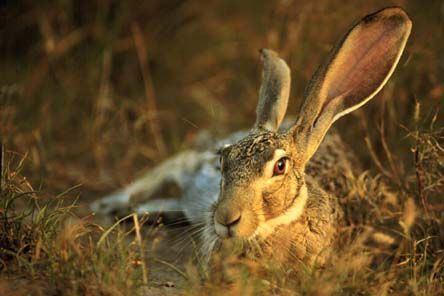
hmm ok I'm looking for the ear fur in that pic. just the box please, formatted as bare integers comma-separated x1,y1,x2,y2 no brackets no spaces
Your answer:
254,49,291,131
292,7,412,162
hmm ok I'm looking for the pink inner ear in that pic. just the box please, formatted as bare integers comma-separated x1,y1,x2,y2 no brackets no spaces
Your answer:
325,21,404,107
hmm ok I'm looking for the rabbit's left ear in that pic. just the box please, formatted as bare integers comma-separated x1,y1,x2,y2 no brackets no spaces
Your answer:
254,49,291,131
292,7,411,163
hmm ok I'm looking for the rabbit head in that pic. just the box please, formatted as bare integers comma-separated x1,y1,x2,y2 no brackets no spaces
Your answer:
206,7,411,251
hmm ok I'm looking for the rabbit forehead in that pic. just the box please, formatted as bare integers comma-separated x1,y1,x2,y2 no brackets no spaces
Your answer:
220,130,290,180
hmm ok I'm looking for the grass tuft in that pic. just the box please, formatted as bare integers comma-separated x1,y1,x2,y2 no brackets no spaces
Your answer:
0,157,157,295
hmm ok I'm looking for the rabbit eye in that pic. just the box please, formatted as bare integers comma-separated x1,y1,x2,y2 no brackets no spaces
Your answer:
273,157,287,176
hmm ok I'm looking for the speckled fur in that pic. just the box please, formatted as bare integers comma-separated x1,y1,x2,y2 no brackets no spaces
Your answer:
220,131,287,183
259,178,342,266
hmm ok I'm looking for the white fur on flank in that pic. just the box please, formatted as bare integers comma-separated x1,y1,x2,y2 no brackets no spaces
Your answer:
253,184,308,239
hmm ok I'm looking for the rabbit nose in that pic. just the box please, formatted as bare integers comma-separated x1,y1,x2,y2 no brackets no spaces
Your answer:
215,208,242,228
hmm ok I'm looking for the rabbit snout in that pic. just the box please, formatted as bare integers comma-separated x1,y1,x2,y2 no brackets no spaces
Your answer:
214,205,241,238
213,189,259,239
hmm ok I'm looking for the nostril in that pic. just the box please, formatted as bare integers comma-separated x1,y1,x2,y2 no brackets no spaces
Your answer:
215,208,242,228
228,213,241,227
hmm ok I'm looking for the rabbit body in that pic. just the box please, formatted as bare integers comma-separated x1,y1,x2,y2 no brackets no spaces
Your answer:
91,127,353,224
91,7,411,267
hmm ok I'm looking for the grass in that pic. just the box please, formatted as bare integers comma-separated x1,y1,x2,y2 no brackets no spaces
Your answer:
0,0,443,295
0,155,156,295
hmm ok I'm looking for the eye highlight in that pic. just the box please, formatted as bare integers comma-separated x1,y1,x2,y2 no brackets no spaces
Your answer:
273,157,288,176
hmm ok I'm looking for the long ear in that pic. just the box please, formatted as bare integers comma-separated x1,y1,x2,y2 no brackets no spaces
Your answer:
254,48,291,131
292,7,411,163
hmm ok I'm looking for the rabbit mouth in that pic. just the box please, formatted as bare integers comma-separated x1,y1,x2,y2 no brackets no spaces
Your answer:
212,209,258,240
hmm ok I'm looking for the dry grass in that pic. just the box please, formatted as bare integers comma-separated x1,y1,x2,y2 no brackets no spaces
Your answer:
0,155,161,295
0,0,443,295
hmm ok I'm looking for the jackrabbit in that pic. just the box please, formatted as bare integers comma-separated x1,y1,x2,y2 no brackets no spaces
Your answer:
91,7,411,266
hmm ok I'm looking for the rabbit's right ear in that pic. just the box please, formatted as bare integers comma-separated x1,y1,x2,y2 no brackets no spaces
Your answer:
291,7,412,164
254,49,291,131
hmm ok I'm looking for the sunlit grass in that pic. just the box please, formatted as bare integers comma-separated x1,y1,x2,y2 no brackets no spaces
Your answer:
0,155,157,295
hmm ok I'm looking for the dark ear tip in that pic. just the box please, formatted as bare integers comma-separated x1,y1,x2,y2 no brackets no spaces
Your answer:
383,7,410,18
364,7,412,28
382,7,412,27
259,48,279,61
259,48,266,60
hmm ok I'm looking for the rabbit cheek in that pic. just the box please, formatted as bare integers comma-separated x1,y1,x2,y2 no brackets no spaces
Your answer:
262,191,284,219
261,181,293,220
236,210,259,238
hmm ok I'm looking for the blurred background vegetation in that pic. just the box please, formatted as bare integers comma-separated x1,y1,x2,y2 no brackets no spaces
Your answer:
0,0,442,201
